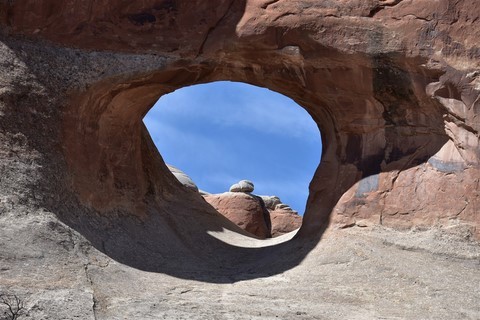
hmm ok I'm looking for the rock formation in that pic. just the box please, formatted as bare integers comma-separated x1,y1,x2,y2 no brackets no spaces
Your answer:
1,0,476,239
229,180,254,193
204,192,272,239
165,168,302,238
259,195,282,210
205,180,270,238
0,1,480,318
203,181,302,238
261,196,303,237
270,208,302,237
167,164,198,191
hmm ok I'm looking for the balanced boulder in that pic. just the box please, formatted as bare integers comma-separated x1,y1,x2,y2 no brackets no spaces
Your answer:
229,180,254,193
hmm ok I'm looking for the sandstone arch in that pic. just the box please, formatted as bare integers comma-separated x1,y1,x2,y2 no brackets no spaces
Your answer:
0,0,479,282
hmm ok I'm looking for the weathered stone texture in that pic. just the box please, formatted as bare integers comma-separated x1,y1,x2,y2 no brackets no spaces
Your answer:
0,0,478,238
204,192,272,239
203,191,302,238
0,1,479,318
270,208,303,237
0,0,477,249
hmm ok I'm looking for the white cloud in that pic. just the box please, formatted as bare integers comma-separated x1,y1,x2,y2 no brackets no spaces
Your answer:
143,116,236,168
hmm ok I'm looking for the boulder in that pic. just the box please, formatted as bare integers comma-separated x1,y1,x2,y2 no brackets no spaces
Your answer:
269,208,303,237
203,192,271,239
229,180,254,193
260,196,282,210
260,195,302,236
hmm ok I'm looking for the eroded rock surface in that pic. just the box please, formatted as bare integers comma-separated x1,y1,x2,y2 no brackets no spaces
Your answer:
0,0,479,318
270,208,302,237
204,192,272,239
260,195,303,237
0,0,474,238
167,164,198,191
204,186,302,238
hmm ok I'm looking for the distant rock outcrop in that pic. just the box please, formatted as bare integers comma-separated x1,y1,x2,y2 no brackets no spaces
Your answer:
270,209,303,237
260,195,303,237
204,180,302,238
260,196,282,210
203,192,272,239
164,171,303,238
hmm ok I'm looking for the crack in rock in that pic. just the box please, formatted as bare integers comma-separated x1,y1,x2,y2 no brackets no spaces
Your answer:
83,264,98,320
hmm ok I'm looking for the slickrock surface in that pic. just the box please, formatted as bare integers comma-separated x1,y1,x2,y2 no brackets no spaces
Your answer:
1,212,479,319
0,0,479,319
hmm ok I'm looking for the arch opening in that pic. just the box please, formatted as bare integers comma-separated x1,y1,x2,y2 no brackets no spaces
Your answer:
60,56,451,281
143,81,322,238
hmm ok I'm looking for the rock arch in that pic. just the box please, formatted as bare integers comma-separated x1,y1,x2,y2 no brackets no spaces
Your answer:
0,0,478,280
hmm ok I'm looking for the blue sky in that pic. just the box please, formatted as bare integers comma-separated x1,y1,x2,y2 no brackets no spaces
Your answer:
143,81,322,214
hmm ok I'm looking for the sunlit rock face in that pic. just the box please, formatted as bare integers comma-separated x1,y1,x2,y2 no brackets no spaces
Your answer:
204,192,272,239
203,182,302,238
0,0,479,258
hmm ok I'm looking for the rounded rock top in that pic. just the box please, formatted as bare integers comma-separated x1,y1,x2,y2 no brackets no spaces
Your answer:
229,180,254,193
167,164,199,192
